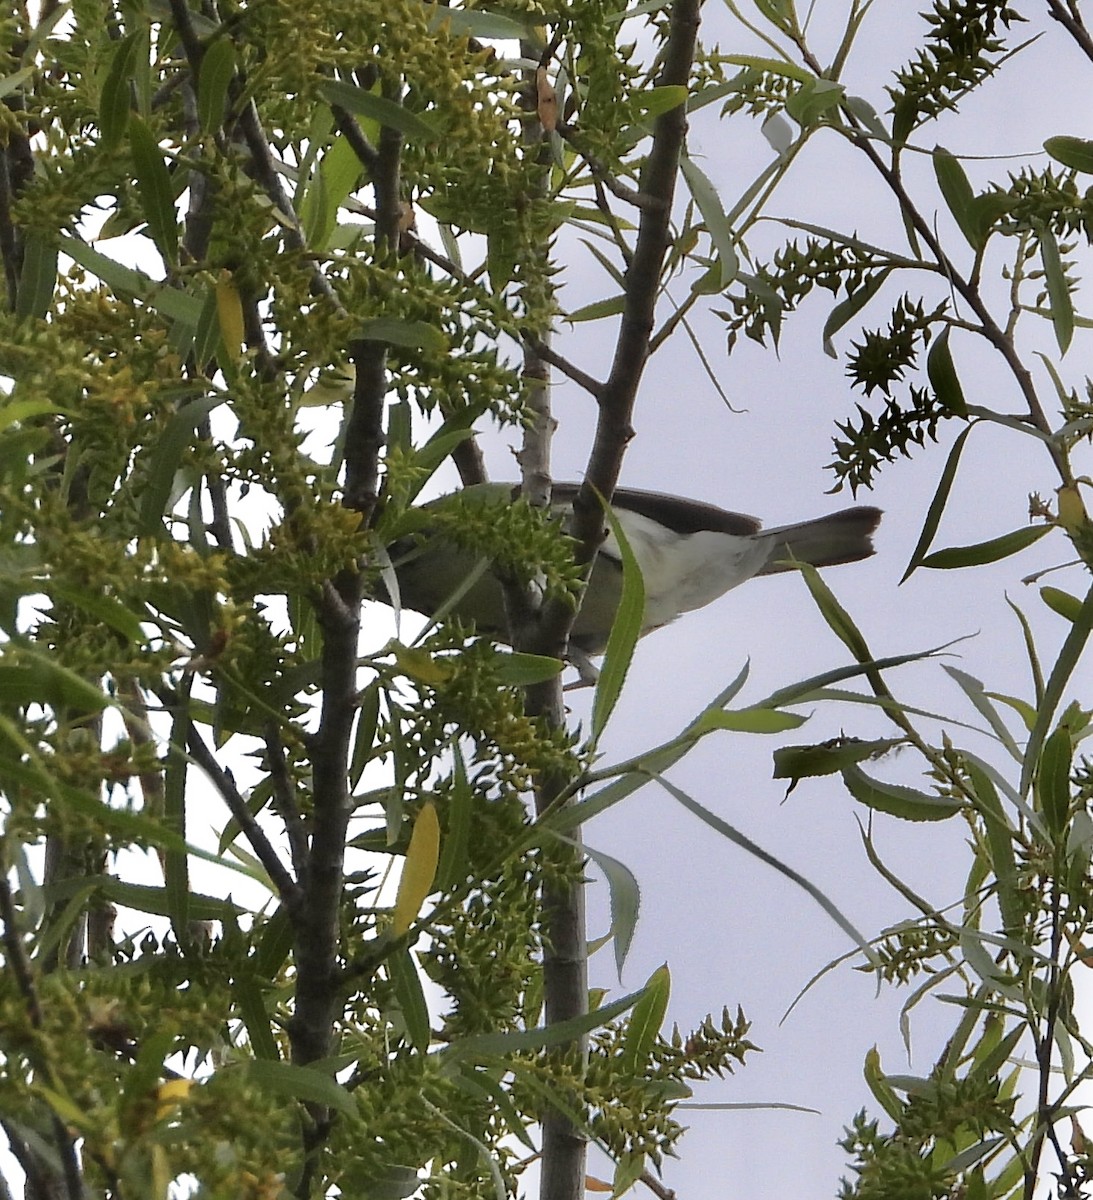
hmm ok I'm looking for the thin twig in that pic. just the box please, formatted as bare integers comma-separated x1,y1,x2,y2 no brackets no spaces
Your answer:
181,715,299,903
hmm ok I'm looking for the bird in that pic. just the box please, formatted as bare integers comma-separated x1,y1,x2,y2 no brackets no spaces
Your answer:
385,482,881,659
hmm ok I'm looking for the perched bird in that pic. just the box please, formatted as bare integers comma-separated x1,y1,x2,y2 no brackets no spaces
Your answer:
386,483,881,657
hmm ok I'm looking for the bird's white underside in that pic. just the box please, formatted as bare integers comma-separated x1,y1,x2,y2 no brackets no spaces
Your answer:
598,510,774,628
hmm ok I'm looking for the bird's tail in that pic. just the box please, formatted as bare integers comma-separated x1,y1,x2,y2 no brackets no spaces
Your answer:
756,507,882,574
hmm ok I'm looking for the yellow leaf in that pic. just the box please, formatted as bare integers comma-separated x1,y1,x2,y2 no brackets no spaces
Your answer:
585,1176,613,1193
536,67,558,132
393,801,440,935
215,270,245,362
155,1078,194,1121
391,642,452,685
1057,483,1088,534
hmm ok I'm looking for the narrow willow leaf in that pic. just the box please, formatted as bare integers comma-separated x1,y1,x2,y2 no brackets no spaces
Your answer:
1038,725,1073,840
59,236,203,327
593,496,644,742
841,764,961,822
680,155,738,287
233,974,279,1060
1041,585,1083,622
494,652,562,685
773,738,904,786
392,801,440,935
822,268,891,358
15,233,58,320
933,147,980,250
1040,226,1074,354
901,423,974,582
566,294,626,323
388,946,431,1051
581,841,642,979
796,561,871,660
926,326,967,416
246,1060,356,1115
785,77,844,127
695,707,805,734
300,135,364,252
138,396,224,533
215,271,245,363
1044,135,1093,174
197,36,235,133
964,762,1022,938
444,987,644,1061
318,79,440,143
863,1047,903,1121
423,5,529,38
942,665,1021,762
129,115,178,265
435,749,473,892
637,85,687,117
655,772,876,959
164,693,190,943
357,316,448,352
719,54,814,84
100,31,140,150
920,523,1051,569
620,965,670,1074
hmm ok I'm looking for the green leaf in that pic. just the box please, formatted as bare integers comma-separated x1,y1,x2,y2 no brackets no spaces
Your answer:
773,738,904,787
926,326,967,417
920,523,1051,569
565,294,626,323
718,54,814,84
197,36,235,133
138,396,225,534
593,494,645,742
942,666,1021,762
785,77,844,127
654,772,876,960
59,235,203,327
841,763,961,822
444,987,645,1062
1038,725,1072,840
388,946,431,1052
246,1059,356,1116
0,657,108,712
680,155,738,288
435,748,473,892
796,561,871,661
964,762,1022,938
822,268,891,359
49,581,145,643
300,135,364,252
318,79,440,143
933,147,980,251
128,115,178,265
695,707,805,734
357,316,449,353
581,841,641,979
233,974,280,1060
620,964,669,1074
494,651,563,685
1044,136,1093,174
100,31,141,150
422,4,529,39
164,689,190,943
1041,585,1084,622
16,233,58,320
864,1047,903,1122
901,423,974,582
1040,226,1074,354
637,85,687,117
